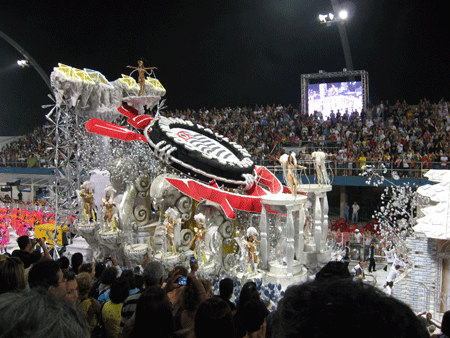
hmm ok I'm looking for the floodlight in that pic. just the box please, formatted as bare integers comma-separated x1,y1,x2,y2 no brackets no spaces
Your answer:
328,13,334,20
339,10,348,20
319,14,327,22
17,59,29,68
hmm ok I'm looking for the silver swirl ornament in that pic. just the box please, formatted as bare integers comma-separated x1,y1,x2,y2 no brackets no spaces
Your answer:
133,204,150,225
180,229,194,247
118,183,138,232
175,195,193,221
218,220,234,245
135,174,151,198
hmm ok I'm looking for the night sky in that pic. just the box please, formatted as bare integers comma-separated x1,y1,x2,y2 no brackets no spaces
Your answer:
0,0,448,135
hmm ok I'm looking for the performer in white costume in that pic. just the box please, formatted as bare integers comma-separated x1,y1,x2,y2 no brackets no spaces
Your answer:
164,207,182,253
191,213,207,263
243,226,260,272
279,152,306,196
311,150,332,185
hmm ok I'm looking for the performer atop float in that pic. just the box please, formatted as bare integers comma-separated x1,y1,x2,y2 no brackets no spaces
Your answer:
191,213,207,263
101,186,117,231
243,226,259,272
79,181,96,223
164,207,183,254
127,59,157,96
279,152,306,196
311,149,333,185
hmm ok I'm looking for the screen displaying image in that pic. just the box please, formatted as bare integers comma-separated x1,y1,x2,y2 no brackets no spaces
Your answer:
308,81,363,119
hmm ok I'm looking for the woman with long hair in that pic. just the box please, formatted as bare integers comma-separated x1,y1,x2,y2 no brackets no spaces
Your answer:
0,256,26,293
126,286,175,338
233,281,268,338
278,152,306,196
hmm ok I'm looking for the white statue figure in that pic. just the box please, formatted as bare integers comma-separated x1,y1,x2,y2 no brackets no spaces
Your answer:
243,226,259,272
279,152,306,196
79,181,96,223
311,150,332,185
191,213,207,264
164,207,182,253
101,186,117,231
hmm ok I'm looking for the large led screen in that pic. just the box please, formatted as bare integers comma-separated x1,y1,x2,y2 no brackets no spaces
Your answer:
308,81,362,119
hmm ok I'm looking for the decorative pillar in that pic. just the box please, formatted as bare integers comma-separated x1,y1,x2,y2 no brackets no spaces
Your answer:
314,194,323,252
260,203,269,270
296,206,306,265
322,193,330,243
286,205,295,277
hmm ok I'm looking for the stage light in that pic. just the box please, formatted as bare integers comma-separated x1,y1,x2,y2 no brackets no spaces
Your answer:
17,59,29,68
339,10,348,20
319,14,327,22
328,13,334,20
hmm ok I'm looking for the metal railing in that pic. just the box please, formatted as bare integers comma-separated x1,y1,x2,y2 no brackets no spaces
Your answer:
0,154,446,180
0,159,49,168
253,160,445,179
328,231,386,261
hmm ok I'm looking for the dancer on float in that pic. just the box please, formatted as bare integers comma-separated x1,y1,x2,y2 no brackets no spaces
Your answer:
278,152,306,196
191,213,207,264
243,227,259,272
79,181,96,223
164,207,183,254
101,186,117,231
311,149,335,185
126,59,157,96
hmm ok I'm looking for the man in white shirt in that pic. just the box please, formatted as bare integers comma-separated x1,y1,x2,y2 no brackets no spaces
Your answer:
383,244,396,271
385,264,403,287
352,202,360,224
351,260,368,281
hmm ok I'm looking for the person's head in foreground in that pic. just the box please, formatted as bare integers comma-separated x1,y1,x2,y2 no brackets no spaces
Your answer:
275,279,429,338
195,296,234,338
0,287,89,338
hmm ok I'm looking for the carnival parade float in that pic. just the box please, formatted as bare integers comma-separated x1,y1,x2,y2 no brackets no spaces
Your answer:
41,61,336,293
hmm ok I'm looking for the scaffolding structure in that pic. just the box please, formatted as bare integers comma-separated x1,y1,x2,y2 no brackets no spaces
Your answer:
45,100,87,240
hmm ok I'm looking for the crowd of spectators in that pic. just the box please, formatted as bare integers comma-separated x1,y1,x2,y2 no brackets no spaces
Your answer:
164,98,450,178
0,236,443,338
2,98,450,179
0,126,51,168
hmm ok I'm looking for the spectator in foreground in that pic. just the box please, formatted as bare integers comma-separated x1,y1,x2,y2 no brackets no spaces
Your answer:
432,310,450,338
57,256,70,272
0,287,89,338
98,266,119,303
28,259,67,300
194,297,234,338
119,261,183,338
241,298,268,338
124,286,175,338
218,277,236,312
0,256,26,294
102,277,130,338
234,281,269,338
77,271,101,334
70,252,83,275
119,260,165,335
63,270,78,306
275,279,429,338
314,260,352,282
11,236,38,269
